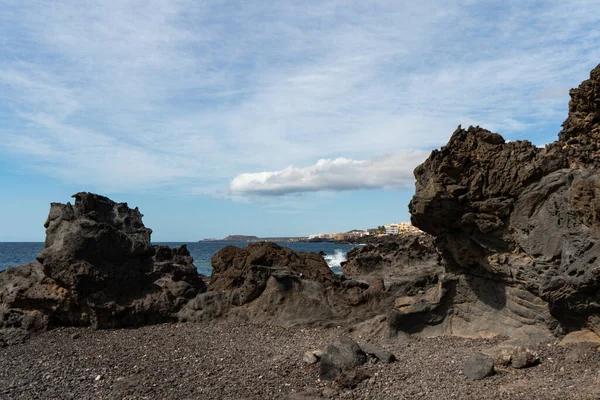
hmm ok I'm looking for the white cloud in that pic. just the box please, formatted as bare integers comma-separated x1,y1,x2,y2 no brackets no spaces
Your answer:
230,151,430,196
0,1,599,195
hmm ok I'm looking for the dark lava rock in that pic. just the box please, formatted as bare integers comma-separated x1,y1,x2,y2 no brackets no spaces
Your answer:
180,257,392,328
335,368,372,389
37,192,155,293
408,63,600,340
209,242,336,291
558,64,600,167
151,244,207,303
341,233,445,336
360,342,396,363
0,263,69,346
179,242,339,326
320,336,368,380
341,233,440,282
177,241,401,328
463,354,494,380
1,193,207,343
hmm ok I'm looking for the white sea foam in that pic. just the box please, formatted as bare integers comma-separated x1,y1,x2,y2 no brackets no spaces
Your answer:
323,249,347,274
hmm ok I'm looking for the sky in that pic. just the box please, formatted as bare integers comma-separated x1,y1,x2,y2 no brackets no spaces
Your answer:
1,1,600,241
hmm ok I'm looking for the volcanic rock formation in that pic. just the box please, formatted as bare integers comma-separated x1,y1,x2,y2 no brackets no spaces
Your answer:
1,194,416,345
407,63,600,341
209,242,337,291
341,232,441,288
0,193,206,345
3,65,599,347
178,242,396,327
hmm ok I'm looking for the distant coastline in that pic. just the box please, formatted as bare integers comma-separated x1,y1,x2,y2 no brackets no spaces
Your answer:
201,235,307,243
200,232,418,245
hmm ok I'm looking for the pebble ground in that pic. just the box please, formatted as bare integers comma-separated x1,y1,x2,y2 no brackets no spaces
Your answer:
1,321,599,399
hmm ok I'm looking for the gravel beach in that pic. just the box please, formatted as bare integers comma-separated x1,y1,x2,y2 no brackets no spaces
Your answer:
1,321,599,400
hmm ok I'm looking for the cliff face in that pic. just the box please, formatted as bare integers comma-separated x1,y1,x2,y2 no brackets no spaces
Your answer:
409,64,600,338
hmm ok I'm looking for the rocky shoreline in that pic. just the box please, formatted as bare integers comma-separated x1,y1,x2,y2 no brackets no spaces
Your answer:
2,63,600,399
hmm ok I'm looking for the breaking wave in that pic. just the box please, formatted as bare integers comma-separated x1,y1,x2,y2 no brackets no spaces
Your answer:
323,249,347,274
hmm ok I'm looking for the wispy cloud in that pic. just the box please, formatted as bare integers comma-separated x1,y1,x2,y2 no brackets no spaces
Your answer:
230,151,430,196
0,1,599,196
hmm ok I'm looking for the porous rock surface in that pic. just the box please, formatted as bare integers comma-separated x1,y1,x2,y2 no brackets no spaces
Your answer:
0,263,68,346
0,193,206,345
341,232,442,297
408,63,600,341
210,242,336,291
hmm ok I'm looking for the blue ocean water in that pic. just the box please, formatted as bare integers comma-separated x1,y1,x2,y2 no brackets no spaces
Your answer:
0,241,360,275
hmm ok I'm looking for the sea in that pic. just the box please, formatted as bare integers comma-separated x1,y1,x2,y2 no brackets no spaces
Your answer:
0,241,361,276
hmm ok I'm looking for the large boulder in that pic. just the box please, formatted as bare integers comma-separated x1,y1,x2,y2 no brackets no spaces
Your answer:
37,192,155,296
408,63,600,340
0,193,207,343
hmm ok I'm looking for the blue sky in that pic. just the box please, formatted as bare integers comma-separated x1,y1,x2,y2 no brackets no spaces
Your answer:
1,1,599,241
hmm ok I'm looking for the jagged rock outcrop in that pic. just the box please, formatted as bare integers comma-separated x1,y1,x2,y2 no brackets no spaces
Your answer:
339,233,445,336
179,242,400,328
559,64,600,167
210,242,337,291
0,193,206,345
407,63,600,341
341,233,441,289
2,193,405,344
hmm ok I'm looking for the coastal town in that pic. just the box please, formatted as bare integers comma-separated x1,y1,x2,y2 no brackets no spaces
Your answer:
307,222,422,241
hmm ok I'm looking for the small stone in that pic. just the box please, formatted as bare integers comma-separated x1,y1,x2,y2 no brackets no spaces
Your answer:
303,351,319,365
322,387,338,398
312,350,324,358
493,348,512,367
482,346,512,367
95,375,102,381
319,337,367,381
71,332,81,340
335,368,372,389
511,347,539,369
463,354,494,380
360,343,396,364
